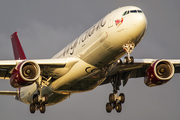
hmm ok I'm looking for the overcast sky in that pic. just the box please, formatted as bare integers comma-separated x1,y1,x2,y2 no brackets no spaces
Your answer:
0,0,180,120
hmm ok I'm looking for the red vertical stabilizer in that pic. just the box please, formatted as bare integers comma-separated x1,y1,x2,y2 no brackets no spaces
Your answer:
11,32,27,60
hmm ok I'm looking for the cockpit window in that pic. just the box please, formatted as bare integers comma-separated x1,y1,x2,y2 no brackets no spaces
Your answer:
122,11,129,16
122,11,126,16
122,10,143,16
137,10,142,13
126,11,129,14
130,10,137,13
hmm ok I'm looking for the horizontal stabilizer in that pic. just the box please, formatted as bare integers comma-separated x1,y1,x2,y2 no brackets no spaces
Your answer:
11,32,27,60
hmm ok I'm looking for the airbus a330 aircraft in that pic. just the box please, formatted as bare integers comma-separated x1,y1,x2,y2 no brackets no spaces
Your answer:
0,6,179,114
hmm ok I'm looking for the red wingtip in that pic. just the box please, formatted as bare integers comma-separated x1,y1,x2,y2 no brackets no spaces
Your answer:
11,32,27,60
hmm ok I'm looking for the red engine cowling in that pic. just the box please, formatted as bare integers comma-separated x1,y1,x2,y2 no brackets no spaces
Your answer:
10,61,40,88
144,60,174,87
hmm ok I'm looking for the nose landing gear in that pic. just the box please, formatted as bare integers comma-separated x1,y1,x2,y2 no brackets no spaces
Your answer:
123,44,135,64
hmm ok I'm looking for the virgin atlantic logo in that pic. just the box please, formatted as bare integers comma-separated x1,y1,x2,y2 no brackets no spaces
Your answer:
115,17,123,27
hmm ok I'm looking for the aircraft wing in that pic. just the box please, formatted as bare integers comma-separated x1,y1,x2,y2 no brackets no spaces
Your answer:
0,32,79,79
0,57,79,79
101,59,180,86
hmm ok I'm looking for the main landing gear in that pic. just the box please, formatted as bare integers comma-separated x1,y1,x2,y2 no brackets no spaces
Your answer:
30,94,48,113
106,44,135,113
123,44,135,64
30,76,49,114
106,74,125,113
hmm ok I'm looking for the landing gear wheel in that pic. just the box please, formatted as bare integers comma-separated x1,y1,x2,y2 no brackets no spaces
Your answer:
109,93,115,103
115,103,122,113
39,104,46,113
43,94,48,104
124,56,134,64
130,56,134,64
119,93,125,103
33,94,38,104
30,103,35,114
124,57,129,64
106,103,112,113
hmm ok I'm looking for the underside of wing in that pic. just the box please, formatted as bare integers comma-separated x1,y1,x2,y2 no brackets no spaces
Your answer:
0,60,17,79
102,59,180,87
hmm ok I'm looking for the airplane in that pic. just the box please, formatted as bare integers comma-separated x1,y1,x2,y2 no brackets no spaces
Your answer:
0,6,179,114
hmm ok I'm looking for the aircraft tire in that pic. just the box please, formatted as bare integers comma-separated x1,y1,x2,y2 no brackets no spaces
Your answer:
30,103,35,114
119,93,125,103
106,103,112,113
33,94,38,104
39,104,46,113
109,93,115,103
130,56,134,64
124,57,129,64
115,103,122,113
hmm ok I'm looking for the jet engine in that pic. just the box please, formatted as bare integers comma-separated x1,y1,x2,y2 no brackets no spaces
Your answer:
10,61,40,88
144,60,174,87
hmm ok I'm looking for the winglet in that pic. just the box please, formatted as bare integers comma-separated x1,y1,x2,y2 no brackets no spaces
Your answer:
11,32,27,60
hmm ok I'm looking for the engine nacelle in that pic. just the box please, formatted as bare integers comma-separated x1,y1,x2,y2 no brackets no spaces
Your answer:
144,60,174,87
10,61,40,88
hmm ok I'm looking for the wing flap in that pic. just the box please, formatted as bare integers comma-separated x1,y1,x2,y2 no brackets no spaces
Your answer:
0,60,17,79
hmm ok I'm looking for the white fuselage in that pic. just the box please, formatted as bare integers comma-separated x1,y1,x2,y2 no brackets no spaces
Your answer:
18,6,147,106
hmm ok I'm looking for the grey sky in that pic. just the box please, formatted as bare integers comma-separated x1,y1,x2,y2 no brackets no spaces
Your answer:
0,0,180,120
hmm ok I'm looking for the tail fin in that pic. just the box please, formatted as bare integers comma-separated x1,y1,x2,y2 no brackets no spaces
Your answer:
11,32,27,60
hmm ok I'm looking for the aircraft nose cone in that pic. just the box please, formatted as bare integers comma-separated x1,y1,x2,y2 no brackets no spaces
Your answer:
134,13,147,30
126,12,147,46
130,13,147,39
